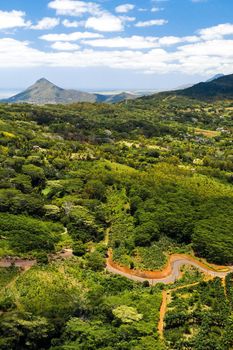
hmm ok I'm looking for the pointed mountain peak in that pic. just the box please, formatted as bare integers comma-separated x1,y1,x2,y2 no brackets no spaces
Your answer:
34,78,55,85
1,78,138,104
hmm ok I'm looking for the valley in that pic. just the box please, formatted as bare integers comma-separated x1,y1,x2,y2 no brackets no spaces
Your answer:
0,0,233,347
0,74,233,349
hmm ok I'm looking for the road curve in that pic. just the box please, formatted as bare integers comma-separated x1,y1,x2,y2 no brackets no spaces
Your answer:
106,251,233,285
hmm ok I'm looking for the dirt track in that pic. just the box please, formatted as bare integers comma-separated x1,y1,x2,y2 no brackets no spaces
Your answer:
0,249,73,269
158,282,202,338
158,290,167,337
0,258,36,269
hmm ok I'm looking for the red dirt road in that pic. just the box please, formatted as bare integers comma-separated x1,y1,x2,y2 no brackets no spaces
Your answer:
106,250,233,285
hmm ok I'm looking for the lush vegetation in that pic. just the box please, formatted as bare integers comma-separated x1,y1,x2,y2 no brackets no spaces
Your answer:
0,95,232,349
0,213,63,257
0,259,164,350
0,266,19,288
164,277,233,349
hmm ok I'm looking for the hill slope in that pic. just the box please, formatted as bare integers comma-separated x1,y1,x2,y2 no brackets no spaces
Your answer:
206,73,225,82
177,73,233,100
135,73,233,104
1,78,137,104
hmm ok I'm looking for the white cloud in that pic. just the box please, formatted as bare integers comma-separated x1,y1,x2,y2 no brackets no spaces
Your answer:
40,31,103,42
151,7,162,12
82,36,160,49
0,38,48,67
120,16,136,22
178,39,233,57
31,17,60,30
51,41,80,50
135,19,168,27
0,10,31,30
115,4,135,13
199,23,233,40
48,0,101,16
1,21,233,77
49,1,125,32
83,35,200,49
62,19,85,27
85,13,124,32
0,39,170,71
159,35,199,45
158,36,183,45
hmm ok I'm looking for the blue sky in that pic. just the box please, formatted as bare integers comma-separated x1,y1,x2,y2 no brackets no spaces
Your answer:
0,0,232,92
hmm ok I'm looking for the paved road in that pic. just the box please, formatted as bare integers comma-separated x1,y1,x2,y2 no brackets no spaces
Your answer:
106,254,233,285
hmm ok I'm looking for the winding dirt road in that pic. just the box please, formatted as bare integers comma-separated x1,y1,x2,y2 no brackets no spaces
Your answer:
1,248,232,285
106,251,233,285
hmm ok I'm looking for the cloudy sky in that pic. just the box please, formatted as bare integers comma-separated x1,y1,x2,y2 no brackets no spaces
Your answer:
0,0,232,92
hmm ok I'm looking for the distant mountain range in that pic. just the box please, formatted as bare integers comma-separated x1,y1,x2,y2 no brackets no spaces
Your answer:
0,78,137,105
1,73,232,105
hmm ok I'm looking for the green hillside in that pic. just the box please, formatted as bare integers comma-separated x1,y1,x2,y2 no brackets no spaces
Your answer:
177,74,233,100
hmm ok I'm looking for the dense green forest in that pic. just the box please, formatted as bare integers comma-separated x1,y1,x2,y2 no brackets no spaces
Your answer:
164,276,233,349
0,96,233,349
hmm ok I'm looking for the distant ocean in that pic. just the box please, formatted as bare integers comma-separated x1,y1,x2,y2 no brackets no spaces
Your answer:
0,89,20,99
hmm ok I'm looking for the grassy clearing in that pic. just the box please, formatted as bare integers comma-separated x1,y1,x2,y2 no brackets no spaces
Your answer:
194,128,220,138
132,245,167,270
112,243,167,271
113,237,193,271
